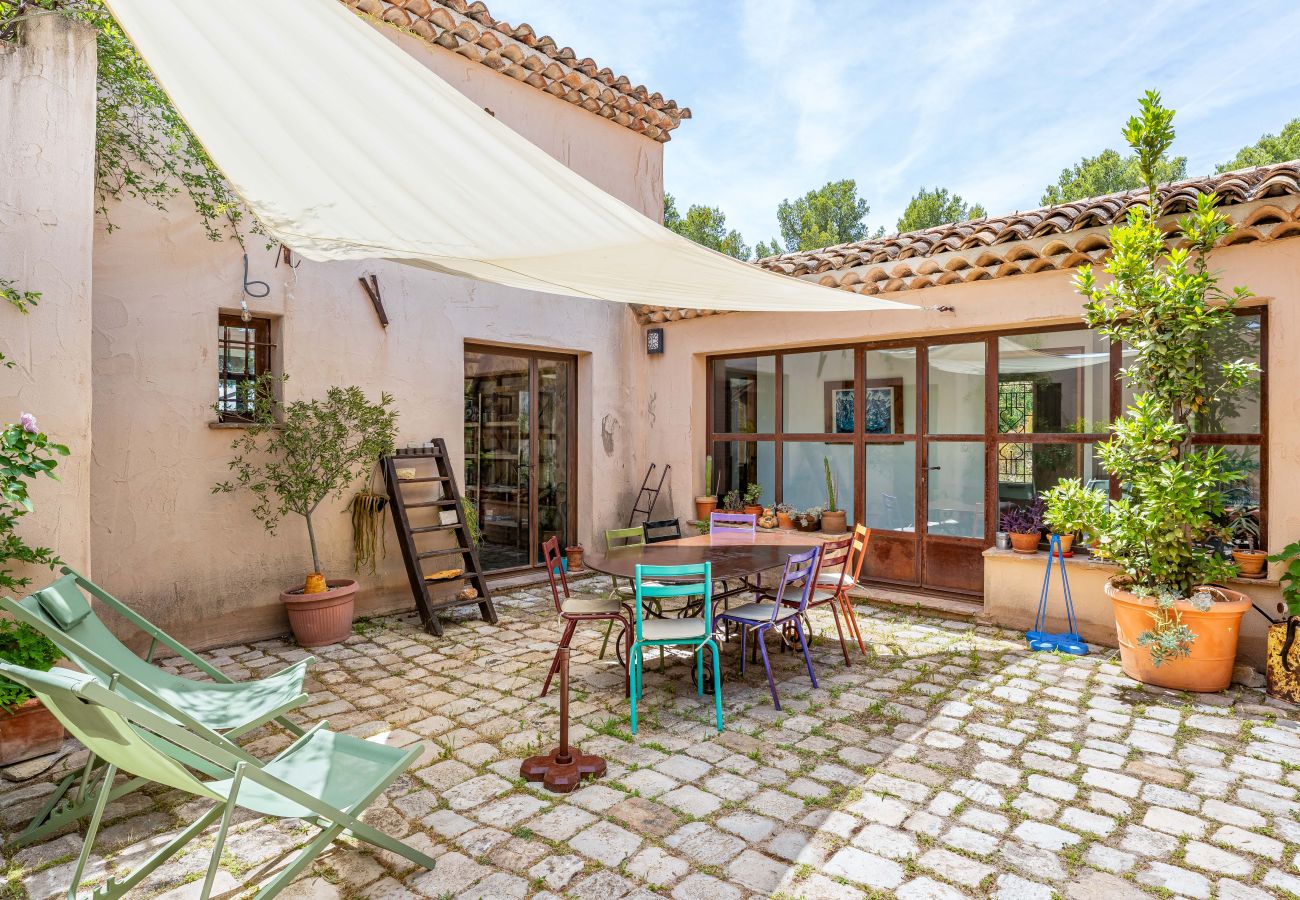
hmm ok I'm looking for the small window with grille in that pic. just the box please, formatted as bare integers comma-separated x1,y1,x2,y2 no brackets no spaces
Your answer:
217,314,275,422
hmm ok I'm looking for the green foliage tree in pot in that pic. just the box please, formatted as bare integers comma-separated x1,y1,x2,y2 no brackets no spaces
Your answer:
1042,479,1108,558
214,378,398,647
1077,92,1259,692
0,413,69,764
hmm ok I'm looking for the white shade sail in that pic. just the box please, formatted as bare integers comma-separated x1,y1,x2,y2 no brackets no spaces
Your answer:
100,0,914,315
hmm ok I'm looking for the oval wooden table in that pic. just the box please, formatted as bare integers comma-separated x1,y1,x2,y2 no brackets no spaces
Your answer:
582,531,820,584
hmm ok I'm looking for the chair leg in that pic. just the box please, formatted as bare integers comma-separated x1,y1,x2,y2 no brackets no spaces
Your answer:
755,627,780,710
840,592,868,653
695,643,704,696
540,619,577,698
629,642,642,734
622,616,633,698
94,803,226,899
738,623,747,676
825,599,851,666
200,764,244,900
707,639,724,732
795,619,818,689
598,619,615,660
253,823,345,900
69,762,116,900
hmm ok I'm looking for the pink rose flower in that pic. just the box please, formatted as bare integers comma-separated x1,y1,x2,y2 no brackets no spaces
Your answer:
19,412,38,434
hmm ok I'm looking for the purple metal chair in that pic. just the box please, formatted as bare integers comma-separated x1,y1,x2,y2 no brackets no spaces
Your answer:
712,546,819,710
708,511,756,533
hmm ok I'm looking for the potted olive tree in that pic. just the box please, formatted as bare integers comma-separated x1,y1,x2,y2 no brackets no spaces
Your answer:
1078,92,1259,692
0,413,68,764
1042,479,1108,557
215,379,398,647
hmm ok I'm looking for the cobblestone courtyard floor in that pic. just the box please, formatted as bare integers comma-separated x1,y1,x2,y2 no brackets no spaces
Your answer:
4,581,1300,900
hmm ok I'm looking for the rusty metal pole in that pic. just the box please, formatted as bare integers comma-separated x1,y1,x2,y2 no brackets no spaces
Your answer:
520,647,606,793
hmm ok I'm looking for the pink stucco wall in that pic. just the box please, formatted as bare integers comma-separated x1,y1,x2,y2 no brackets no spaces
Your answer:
85,20,663,648
0,16,96,583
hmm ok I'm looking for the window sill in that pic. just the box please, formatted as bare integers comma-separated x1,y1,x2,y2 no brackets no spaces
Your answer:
982,546,1280,588
208,421,260,429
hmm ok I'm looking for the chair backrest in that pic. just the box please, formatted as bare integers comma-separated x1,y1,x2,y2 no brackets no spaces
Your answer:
642,518,682,544
768,547,821,619
605,526,645,548
540,536,568,612
633,563,712,641
709,512,756,533
814,534,853,576
0,661,226,800
848,524,872,580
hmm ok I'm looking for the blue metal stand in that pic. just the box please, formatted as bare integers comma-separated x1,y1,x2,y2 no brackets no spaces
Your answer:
1025,534,1088,655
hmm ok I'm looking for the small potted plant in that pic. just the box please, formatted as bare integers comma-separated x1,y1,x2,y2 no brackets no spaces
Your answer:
742,483,764,517
694,455,718,522
1042,479,1108,558
215,378,398,647
821,458,847,534
1000,499,1044,554
721,489,744,513
775,504,796,530
792,507,823,533
0,413,69,764
1228,507,1265,578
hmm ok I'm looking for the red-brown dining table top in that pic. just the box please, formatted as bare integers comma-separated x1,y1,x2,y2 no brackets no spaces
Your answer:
581,531,819,582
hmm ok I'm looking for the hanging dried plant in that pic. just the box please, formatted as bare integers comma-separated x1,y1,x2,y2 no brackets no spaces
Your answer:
348,490,388,574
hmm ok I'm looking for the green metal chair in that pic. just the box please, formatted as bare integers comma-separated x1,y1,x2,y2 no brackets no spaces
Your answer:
601,526,650,660
630,562,723,734
0,661,435,900
1,568,312,845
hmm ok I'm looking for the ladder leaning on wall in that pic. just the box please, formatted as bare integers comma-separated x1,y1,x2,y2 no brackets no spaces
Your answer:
382,439,496,637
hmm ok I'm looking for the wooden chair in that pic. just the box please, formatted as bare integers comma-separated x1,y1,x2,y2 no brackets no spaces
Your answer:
793,525,871,662
540,536,631,697
643,518,682,544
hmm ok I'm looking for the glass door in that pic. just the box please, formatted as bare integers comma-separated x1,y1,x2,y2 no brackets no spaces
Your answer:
464,346,576,574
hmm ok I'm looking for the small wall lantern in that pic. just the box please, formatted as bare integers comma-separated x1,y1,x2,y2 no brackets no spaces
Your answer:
645,327,664,355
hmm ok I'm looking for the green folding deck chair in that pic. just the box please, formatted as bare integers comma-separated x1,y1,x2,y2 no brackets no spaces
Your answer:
0,661,435,900
1,568,313,845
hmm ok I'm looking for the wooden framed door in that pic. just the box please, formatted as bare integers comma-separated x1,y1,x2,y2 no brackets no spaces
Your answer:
464,345,577,574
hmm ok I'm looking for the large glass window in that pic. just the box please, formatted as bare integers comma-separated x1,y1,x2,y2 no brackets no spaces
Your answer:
783,349,854,433
783,442,854,522
927,442,984,538
998,328,1110,435
927,342,984,434
712,356,775,434
865,348,916,434
714,441,775,506
864,442,916,531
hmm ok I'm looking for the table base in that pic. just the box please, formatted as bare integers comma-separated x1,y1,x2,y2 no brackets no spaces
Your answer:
520,747,606,793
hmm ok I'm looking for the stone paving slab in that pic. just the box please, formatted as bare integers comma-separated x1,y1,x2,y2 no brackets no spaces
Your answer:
3,581,1299,899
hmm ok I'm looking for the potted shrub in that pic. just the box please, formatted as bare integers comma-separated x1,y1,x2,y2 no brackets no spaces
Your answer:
694,455,718,522
1077,93,1259,692
1000,500,1044,554
742,483,764,517
0,413,69,764
1228,507,1265,578
1042,479,1107,558
215,379,398,647
820,458,847,534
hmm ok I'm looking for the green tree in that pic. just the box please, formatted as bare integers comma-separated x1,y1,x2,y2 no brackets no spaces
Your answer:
1041,148,1187,206
756,179,879,256
663,194,750,260
896,186,987,233
1217,118,1300,172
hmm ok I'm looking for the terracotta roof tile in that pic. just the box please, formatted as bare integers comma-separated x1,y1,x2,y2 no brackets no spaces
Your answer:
343,0,690,142
637,162,1300,325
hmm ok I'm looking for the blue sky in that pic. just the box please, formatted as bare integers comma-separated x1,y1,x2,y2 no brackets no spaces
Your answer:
485,0,1300,248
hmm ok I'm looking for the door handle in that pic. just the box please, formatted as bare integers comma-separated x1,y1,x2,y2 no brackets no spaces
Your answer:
923,465,941,471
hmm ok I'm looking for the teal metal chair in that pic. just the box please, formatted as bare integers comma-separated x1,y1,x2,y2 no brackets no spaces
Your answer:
630,562,723,733
0,661,435,900
1,568,312,845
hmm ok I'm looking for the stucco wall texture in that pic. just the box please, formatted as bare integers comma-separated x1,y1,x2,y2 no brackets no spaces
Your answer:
0,15,96,585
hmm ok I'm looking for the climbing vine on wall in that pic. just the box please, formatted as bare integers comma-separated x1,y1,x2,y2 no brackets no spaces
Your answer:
0,0,255,242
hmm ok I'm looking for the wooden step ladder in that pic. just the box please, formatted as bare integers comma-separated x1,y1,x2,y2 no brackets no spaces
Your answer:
383,439,496,636
627,463,670,526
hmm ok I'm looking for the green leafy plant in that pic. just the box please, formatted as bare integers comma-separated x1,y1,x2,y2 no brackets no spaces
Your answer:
214,376,398,583
1,414,69,710
1042,479,1108,540
743,483,763,507
823,457,838,513
1269,541,1300,617
722,489,743,513
461,496,481,546
702,455,714,498
1076,91,1259,665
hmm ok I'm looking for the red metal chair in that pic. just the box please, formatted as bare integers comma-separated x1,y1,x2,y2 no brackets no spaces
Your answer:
539,536,632,697
783,525,871,664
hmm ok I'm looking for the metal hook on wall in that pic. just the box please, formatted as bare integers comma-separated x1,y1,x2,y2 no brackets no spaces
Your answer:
240,253,270,322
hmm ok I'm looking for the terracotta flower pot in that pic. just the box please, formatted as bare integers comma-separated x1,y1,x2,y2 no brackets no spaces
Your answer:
743,504,764,518
565,545,585,571
821,510,848,534
793,515,822,533
0,697,65,766
1009,532,1041,553
694,496,718,522
1107,581,1251,692
1232,549,1267,578
281,578,357,647
1052,533,1075,557
777,512,794,530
